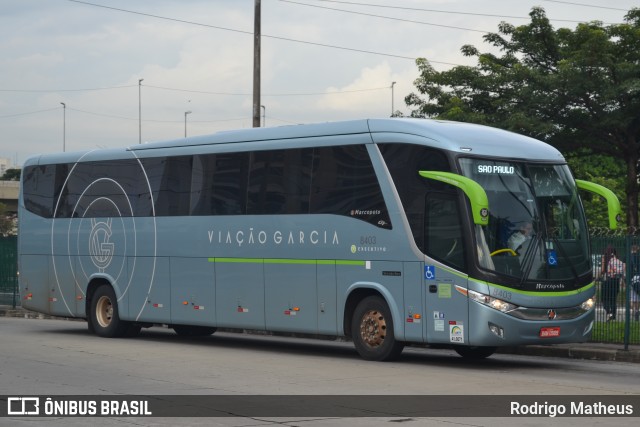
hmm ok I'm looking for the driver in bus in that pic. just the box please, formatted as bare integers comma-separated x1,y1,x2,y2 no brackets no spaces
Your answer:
507,222,533,255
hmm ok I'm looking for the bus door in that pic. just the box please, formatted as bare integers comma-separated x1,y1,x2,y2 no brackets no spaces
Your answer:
423,192,470,346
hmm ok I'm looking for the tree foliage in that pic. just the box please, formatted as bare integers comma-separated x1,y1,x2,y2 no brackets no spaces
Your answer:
0,168,21,181
406,7,640,227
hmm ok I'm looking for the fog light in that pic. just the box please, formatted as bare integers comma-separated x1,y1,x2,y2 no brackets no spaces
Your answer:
489,322,504,338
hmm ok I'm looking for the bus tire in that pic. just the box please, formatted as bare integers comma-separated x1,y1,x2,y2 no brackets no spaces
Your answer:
172,325,217,337
90,285,130,338
454,346,496,359
351,295,404,361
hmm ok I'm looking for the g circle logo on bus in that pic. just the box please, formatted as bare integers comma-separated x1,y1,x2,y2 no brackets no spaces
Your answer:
89,218,115,272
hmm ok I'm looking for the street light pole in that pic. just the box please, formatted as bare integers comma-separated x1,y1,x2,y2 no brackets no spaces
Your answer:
261,105,265,127
60,102,66,152
184,111,191,138
138,78,143,144
391,81,396,117
253,0,261,128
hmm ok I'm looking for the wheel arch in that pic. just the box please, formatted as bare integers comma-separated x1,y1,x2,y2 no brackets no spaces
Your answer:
343,282,404,341
85,276,120,319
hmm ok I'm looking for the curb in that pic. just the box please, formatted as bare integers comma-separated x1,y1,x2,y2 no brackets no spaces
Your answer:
2,306,639,363
498,344,640,363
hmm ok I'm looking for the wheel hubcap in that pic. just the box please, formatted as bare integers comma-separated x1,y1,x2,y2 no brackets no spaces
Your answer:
359,309,386,348
96,295,113,328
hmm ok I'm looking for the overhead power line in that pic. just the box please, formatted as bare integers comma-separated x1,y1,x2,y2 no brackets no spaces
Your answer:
541,0,629,12
0,85,135,93
0,107,60,119
68,107,248,124
67,0,461,65
0,84,390,97
301,0,624,23
280,0,490,33
146,84,390,96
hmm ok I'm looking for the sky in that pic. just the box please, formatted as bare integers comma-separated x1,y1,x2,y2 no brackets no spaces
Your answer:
0,0,635,166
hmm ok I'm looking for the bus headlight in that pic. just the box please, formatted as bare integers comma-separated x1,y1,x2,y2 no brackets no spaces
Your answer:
466,289,518,313
580,298,595,311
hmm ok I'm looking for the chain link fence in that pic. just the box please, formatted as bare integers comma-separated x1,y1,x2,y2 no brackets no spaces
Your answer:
590,231,640,348
0,236,18,308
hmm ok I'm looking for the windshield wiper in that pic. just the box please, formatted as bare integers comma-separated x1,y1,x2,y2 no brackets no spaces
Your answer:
519,233,540,286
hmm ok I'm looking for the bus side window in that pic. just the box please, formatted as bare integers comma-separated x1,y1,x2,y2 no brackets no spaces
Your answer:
310,145,391,228
23,164,58,218
379,143,451,252
247,148,312,215
425,192,466,271
190,153,249,216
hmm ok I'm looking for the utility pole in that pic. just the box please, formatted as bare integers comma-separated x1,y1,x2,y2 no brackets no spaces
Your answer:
391,81,396,117
138,78,143,144
253,0,261,127
60,102,66,152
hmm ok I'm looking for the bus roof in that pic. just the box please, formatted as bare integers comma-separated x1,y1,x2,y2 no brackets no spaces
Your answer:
24,118,564,166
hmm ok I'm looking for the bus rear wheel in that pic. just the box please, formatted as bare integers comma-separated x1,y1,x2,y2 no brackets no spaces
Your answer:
90,285,131,338
454,346,496,359
351,296,404,361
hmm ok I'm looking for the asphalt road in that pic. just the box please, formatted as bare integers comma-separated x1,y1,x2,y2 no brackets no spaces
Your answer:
0,317,638,427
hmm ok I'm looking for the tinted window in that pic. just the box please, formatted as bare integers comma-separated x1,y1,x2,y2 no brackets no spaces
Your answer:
55,160,151,218
22,164,62,218
379,143,451,251
426,192,466,270
142,156,192,216
191,152,249,216
247,149,312,215
311,145,390,228
24,145,391,227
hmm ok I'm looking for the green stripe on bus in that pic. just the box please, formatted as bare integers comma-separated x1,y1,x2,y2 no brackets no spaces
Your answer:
435,264,595,297
208,258,366,266
484,281,595,297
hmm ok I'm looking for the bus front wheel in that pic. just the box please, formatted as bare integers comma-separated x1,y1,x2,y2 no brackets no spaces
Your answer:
90,285,131,338
351,296,404,361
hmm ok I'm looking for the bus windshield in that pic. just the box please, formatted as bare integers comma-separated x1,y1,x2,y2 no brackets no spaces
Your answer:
459,158,590,285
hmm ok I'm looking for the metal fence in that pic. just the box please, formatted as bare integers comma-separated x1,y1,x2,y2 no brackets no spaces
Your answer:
590,235,640,348
0,236,18,308
0,234,638,346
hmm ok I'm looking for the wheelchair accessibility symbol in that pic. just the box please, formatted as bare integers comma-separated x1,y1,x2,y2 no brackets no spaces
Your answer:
425,266,436,280
547,250,558,267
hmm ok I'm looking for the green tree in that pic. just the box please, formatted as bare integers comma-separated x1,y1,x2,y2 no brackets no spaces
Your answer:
565,150,626,230
406,7,640,227
0,168,20,181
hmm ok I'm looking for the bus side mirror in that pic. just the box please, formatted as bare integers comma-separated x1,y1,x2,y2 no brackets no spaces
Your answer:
575,179,621,230
419,171,489,226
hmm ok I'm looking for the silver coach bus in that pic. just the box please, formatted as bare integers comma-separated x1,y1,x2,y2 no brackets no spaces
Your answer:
18,118,620,360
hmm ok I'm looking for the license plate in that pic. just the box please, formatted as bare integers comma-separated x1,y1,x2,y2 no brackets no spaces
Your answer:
539,327,561,338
